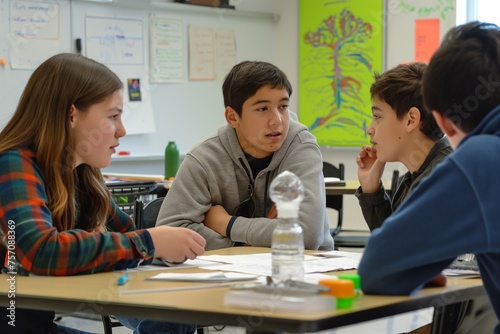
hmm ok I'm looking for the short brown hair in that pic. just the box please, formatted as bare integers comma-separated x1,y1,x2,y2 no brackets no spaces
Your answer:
371,62,443,140
222,61,292,116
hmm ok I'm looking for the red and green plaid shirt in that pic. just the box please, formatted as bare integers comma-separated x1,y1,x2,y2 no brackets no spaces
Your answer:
0,149,154,275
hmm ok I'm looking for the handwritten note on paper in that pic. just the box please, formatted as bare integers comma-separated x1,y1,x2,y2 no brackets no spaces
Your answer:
216,28,237,81
415,18,440,63
149,16,184,83
10,1,59,39
85,16,144,65
188,25,215,80
10,1,62,69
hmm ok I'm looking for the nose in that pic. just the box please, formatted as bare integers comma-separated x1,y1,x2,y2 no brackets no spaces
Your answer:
366,123,374,137
116,119,127,138
269,108,282,126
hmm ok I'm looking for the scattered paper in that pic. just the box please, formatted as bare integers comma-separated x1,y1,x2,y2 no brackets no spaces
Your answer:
148,271,257,282
443,269,481,279
198,253,360,277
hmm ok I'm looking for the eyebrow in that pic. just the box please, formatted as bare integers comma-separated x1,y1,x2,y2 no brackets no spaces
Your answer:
251,97,290,106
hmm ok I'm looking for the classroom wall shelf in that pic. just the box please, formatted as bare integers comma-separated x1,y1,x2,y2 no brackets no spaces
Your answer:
150,1,280,21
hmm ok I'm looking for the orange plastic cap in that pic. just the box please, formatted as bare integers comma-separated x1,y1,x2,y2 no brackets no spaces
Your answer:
318,278,356,298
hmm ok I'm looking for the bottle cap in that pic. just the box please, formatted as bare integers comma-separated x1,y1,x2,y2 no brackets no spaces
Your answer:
318,278,356,298
318,279,356,309
337,274,361,290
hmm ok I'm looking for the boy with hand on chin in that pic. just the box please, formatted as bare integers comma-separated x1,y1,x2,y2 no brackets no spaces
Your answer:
355,62,452,231
157,61,334,251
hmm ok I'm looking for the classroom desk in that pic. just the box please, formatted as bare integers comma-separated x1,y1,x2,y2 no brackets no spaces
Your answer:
326,180,359,195
325,180,392,195
0,247,485,333
102,173,389,197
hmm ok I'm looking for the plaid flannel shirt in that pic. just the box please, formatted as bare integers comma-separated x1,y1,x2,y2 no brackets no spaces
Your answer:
0,149,154,275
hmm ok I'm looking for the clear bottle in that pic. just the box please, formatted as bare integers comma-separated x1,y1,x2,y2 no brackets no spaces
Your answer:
269,170,305,285
164,141,179,179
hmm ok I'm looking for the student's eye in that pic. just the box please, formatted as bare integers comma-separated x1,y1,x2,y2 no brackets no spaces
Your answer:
279,105,289,111
372,114,381,120
256,107,268,112
110,114,119,120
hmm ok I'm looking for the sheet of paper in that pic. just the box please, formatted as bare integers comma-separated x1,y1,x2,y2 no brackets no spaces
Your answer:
314,250,363,260
148,271,257,282
198,253,360,277
415,18,440,62
127,258,220,272
442,269,481,279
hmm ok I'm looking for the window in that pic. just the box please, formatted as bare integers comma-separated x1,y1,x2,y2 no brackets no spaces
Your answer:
457,0,500,26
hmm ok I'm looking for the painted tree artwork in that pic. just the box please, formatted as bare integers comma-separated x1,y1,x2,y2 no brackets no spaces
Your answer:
299,0,383,146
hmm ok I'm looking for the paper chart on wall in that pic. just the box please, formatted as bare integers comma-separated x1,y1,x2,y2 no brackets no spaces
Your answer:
188,24,215,80
10,0,65,69
149,15,184,83
216,28,236,82
85,16,144,65
116,66,156,135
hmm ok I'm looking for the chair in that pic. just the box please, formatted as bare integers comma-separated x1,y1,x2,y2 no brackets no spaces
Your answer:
390,169,400,196
134,197,165,229
102,197,210,334
102,198,165,334
323,162,344,237
323,162,370,250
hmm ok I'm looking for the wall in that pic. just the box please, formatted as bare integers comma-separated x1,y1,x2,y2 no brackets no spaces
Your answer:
0,0,281,154
1,0,456,232
71,0,281,156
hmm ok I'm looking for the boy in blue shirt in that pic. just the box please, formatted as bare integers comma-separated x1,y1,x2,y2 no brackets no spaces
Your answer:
359,21,500,333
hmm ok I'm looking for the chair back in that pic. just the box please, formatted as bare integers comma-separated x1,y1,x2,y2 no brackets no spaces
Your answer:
390,169,400,196
135,197,165,229
322,162,345,236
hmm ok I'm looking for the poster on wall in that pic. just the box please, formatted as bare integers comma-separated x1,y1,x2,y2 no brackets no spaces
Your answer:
299,0,384,147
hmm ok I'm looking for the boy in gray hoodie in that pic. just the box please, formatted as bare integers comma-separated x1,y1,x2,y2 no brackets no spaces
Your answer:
156,61,334,251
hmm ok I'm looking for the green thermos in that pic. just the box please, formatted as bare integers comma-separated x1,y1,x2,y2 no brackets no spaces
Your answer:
164,141,179,179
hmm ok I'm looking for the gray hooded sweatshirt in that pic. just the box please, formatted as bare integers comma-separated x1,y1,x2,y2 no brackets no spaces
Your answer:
156,119,334,251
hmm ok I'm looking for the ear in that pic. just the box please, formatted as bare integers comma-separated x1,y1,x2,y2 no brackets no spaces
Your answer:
432,110,457,137
225,106,239,129
69,105,77,129
405,107,421,132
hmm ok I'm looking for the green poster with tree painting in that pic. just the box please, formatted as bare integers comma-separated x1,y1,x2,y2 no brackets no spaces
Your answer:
299,0,383,146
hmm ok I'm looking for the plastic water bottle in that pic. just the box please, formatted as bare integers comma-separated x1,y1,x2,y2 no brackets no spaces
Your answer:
164,141,179,179
269,170,305,285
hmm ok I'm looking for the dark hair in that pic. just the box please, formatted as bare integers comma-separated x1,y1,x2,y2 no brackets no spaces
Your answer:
371,62,443,140
222,61,292,116
423,21,500,133
0,53,123,232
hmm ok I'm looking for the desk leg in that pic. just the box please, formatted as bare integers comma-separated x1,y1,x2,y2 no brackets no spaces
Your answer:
431,295,496,334
431,301,470,334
